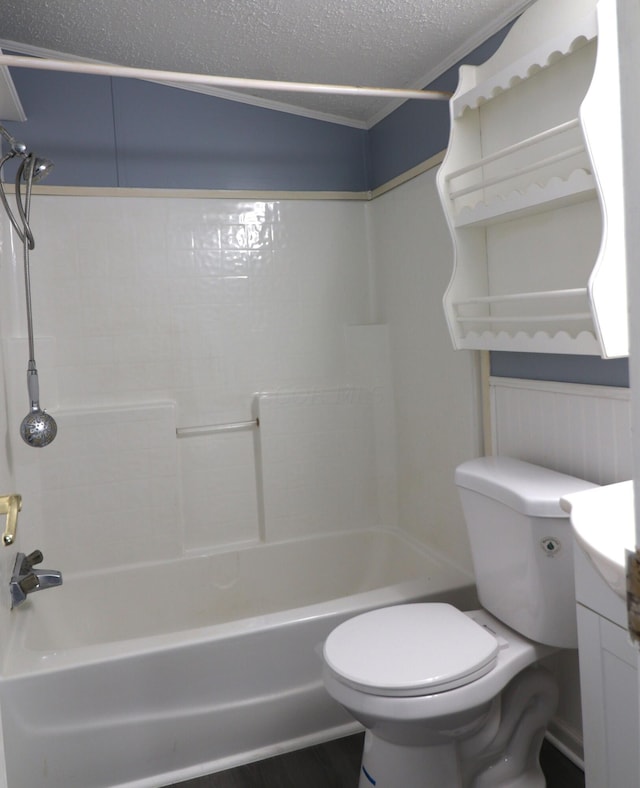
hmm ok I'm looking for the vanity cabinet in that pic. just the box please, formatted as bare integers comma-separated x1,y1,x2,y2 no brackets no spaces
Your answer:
437,0,627,357
573,545,639,787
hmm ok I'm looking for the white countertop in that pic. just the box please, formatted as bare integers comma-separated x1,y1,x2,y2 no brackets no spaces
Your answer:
561,480,634,599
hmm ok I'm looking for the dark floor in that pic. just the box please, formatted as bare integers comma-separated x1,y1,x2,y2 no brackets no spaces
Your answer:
171,733,585,787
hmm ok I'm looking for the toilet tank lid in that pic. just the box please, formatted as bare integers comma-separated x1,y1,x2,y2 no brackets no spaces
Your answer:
455,456,599,517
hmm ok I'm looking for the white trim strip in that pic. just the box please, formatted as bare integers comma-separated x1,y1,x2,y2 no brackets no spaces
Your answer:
544,732,585,773
4,148,446,202
8,184,370,201
489,376,631,400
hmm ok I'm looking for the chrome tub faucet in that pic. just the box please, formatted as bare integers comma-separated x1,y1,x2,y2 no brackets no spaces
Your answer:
10,550,62,608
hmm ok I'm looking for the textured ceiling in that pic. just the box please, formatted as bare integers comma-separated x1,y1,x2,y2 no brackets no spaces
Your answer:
0,0,533,126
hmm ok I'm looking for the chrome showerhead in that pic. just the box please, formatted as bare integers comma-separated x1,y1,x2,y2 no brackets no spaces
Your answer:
23,155,54,184
19,365,57,448
20,408,58,448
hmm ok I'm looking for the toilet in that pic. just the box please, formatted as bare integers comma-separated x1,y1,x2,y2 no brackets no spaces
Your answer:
322,456,597,788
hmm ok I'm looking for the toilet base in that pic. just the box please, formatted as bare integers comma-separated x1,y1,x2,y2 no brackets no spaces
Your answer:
358,732,462,787
355,667,556,788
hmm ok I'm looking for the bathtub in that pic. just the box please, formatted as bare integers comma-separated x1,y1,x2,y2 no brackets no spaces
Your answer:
0,528,476,788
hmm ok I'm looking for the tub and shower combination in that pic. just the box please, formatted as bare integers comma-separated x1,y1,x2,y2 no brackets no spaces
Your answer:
0,129,475,788
0,528,475,788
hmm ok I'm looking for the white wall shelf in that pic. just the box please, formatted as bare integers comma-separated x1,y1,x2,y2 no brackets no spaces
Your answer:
453,169,596,228
437,0,627,358
452,11,597,118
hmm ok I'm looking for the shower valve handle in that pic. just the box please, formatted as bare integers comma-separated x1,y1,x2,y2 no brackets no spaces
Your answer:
18,573,39,595
24,550,44,570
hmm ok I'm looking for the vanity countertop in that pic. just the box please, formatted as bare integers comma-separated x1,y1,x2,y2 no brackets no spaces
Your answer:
561,480,634,599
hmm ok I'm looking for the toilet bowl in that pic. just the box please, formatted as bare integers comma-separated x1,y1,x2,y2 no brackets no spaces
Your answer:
323,605,557,787
321,457,597,788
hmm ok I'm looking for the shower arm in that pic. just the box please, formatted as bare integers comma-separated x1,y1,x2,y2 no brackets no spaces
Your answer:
0,125,27,156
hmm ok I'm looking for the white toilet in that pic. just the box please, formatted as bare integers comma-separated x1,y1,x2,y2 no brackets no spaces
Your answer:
322,456,597,788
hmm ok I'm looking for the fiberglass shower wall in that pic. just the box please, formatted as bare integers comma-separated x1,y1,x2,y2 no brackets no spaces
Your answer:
0,193,385,572
0,213,26,670
0,58,486,579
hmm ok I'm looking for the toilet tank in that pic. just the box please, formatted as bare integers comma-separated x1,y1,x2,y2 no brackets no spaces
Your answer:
455,456,598,648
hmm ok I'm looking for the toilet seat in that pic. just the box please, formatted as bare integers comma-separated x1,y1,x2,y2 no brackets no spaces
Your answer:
323,603,499,697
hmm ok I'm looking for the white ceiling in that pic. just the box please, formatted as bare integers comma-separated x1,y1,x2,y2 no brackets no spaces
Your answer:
0,0,534,128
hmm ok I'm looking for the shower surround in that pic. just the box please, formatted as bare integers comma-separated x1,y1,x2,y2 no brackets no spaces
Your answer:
0,167,482,590
1,194,382,570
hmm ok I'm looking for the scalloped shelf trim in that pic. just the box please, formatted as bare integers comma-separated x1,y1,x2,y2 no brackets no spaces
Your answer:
453,12,597,118
454,168,595,226
457,329,599,355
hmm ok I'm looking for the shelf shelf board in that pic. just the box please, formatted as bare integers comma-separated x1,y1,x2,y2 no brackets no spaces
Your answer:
454,168,596,227
453,10,597,117
457,312,592,324
456,329,600,355
446,119,581,185
453,287,588,306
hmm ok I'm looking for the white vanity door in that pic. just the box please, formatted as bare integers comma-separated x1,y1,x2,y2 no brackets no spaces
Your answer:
576,604,639,788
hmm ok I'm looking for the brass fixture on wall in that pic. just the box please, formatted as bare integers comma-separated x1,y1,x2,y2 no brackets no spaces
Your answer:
0,494,22,546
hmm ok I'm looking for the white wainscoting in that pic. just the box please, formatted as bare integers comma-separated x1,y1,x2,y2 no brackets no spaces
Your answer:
489,375,632,764
490,376,632,485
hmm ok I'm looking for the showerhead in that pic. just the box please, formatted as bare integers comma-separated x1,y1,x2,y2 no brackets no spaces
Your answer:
23,155,54,184
19,366,57,448
20,408,58,448
0,124,55,184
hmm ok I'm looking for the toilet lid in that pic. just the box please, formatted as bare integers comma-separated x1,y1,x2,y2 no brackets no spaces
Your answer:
323,603,499,697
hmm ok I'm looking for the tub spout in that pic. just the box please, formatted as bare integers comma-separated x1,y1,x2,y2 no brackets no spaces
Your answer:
10,550,62,608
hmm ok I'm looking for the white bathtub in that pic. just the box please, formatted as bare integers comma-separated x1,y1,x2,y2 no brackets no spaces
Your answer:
0,528,475,788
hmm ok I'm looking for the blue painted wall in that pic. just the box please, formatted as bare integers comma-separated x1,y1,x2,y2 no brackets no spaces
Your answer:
3,67,370,191
112,78,370,191
2,69,118,187
368,26,513,189
2,26,513,193
491,353,629,387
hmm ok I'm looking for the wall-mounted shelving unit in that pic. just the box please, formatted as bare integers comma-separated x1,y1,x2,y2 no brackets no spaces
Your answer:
437,0,627,357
